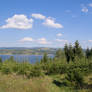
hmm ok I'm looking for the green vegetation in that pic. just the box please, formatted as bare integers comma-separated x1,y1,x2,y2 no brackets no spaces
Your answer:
0,40,92,92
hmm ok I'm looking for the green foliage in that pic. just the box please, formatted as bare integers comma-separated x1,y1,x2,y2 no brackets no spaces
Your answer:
17,62,31,75
64,40,84,63
64,69,84,88
0,58,2,63
55,49,65,59
73,40,84,59
86,48,92,59
1,64,12,74
64,44,70,63
1,59,18,74
41,53,48,64
8,56,15,62
0,58,2,70
30,65,44,77
0,40,92,91
44,61,70,75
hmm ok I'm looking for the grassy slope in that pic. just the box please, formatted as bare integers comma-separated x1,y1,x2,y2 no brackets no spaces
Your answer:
0,73,61,92
0,73,92,92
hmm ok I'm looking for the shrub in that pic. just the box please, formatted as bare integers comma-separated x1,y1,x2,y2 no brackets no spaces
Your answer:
29,65,44,77
1,63,12,74
17,62,31,75
64,69,84,89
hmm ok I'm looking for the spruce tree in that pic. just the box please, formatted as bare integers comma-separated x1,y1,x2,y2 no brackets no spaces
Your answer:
64,44,70,63
86,48,90,59
0,57,2,63
41,53,48,63
73,40,83,59
55,49,64,59
68,44,74,61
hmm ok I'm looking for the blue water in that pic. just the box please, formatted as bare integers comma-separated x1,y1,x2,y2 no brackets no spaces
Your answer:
0,55,54,63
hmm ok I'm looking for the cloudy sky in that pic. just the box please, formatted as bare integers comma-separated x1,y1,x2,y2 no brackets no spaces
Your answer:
0,0,92,48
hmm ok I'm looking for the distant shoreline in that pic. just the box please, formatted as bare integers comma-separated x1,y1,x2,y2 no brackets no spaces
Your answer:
0,53,55,55
0,47,57,55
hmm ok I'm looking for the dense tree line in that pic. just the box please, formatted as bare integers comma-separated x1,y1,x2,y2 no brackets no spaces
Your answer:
64,40,84,63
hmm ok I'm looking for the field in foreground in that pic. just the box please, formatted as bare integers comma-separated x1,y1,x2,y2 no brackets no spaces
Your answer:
0,73,92,92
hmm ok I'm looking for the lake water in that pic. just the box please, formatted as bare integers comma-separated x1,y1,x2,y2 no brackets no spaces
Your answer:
0,55,54,63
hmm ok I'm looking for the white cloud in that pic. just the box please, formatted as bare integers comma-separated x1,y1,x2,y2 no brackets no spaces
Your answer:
81,7,88,13
88,40,92,42
0,13,64,30
57,33,62,37
88,3,92,7
37,38,51,44
0,14,33,29
43,17,63,29
20,37,34,42
19,37,51,45
56,39,68,43
32,13,46,20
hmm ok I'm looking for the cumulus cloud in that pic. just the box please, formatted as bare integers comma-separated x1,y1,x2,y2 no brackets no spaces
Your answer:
32,13,63,29
81,7,88,13
20,37,51,45
0,13,63,30
37,38,51,44
20,37,34,42
0,14,33,29
57,33,62,37
43,17,63,29
32,13,46,20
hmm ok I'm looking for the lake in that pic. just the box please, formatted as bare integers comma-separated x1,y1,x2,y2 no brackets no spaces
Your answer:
0,55,54,63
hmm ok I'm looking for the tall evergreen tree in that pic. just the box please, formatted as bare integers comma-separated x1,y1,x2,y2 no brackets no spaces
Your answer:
41,53,48,63
86,48,90,59
90,48,92,57
64,44,70,63
55,49,64,59
0,58,2,63
68,44,74,61
73,40,83,59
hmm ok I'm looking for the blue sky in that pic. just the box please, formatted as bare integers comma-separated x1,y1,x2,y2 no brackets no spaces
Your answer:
0,0,92,48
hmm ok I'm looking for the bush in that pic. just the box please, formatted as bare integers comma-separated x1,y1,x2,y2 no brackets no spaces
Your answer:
29,65,44,77
64,69,84,89
17,62,31,75
1,63,12,74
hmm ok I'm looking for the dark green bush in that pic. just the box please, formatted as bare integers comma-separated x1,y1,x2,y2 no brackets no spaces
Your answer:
64,69,84,89
1,63,12,74
17,62,31,75
29,65,44,77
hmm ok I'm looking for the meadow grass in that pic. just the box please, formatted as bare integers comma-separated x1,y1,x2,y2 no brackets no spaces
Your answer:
0,73,92,92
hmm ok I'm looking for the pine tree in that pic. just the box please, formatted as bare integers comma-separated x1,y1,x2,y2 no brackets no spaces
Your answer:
41,53,48,63
9,56,15,62
0,57,2,63
86,48,90,59
90,48,92,57
64,44,70,63
68,44,74,61
73,40,83,59
55,49,64,59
